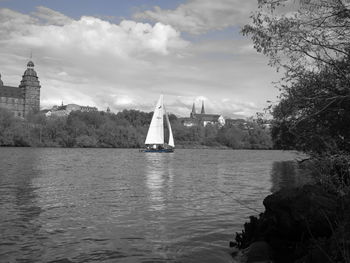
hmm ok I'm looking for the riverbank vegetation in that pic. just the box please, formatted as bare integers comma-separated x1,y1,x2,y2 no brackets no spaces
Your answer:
233,0,350,262
0,108,272,149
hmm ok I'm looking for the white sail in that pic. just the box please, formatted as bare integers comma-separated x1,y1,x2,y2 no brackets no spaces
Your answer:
145,95,164,145
164,106,175,147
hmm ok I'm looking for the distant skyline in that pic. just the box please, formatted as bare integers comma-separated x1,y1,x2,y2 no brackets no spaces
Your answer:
0,0,281,118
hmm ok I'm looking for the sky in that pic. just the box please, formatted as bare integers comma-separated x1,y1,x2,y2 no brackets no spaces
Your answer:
0,0,282,118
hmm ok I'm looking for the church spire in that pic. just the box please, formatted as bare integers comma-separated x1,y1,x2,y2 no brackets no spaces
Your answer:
201,100,205,114
190,102,196,118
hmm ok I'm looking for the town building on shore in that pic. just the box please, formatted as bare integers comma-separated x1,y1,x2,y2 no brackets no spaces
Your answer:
45,103,98,117
0,60,41,117
179,101,225,127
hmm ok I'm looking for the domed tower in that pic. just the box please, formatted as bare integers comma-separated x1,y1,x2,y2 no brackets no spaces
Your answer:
19,60,41,116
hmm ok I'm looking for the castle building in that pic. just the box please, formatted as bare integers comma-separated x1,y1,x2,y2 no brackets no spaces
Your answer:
0,61,41,118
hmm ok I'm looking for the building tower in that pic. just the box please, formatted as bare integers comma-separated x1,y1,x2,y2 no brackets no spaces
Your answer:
19,60,41,116
190,102,196,118
201,100,205,114
0,73,3,86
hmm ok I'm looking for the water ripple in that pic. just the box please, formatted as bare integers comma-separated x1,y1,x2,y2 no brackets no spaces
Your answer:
0,148,302,262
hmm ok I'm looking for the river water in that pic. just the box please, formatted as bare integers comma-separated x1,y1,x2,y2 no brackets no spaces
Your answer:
0,148,308,263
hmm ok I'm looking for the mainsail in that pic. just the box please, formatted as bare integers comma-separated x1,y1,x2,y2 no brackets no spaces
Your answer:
144,95,175,148
145,95,164,145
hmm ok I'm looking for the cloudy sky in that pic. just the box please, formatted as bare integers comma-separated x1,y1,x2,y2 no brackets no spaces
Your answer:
0,0,281,118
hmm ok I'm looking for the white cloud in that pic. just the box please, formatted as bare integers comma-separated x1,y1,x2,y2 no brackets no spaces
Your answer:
0,8,37,38
134,0,258,34
0,6,280,118
33,6,73,26
1,8,188,58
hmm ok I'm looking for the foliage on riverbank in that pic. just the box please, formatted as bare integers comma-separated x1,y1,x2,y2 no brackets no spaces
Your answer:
0,108,272,149
235,0,350,262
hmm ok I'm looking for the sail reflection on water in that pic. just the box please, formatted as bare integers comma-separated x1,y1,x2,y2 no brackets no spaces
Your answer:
145,153,175,211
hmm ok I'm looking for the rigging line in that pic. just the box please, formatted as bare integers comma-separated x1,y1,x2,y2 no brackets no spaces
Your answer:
203,179,262,214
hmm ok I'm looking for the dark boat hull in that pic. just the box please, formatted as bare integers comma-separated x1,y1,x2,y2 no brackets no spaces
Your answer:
140,148,174,153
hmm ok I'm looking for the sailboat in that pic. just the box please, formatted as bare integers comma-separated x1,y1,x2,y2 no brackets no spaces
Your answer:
143,95,175,152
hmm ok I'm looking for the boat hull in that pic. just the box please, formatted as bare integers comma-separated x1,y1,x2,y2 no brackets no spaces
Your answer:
140,148,174,153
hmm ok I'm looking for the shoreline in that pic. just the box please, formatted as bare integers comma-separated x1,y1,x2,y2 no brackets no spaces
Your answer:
0,144,274,150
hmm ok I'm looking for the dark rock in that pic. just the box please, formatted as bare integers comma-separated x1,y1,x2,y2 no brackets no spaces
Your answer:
234,184,342,263
245,241,273,263
229,241,237,247
294,243,333,263
263,184,338,240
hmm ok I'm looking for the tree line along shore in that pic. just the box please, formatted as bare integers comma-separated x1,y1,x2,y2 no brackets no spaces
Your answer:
0,107,272,149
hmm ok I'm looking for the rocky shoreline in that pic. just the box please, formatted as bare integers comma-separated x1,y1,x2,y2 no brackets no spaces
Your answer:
231,184,350,263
